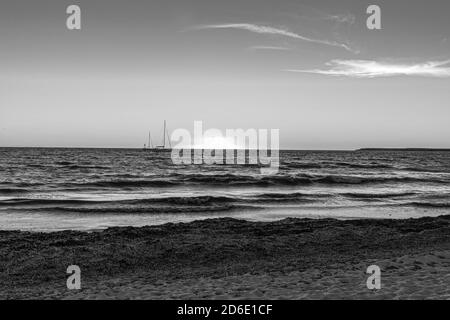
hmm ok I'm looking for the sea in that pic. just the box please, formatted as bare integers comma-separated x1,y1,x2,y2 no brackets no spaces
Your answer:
0,148,449,231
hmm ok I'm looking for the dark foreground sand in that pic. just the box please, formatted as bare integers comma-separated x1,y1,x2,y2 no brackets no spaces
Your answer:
0,215,449,300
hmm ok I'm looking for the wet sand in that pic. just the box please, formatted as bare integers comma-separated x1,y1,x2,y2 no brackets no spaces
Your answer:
0,215,449,299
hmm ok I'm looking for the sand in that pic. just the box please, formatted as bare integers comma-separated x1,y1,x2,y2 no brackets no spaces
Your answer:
0,215,449,300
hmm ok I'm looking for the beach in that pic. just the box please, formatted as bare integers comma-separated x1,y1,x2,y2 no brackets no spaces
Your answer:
1,215,449,300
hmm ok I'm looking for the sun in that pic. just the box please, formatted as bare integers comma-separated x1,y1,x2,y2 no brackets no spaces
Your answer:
195,136,241,150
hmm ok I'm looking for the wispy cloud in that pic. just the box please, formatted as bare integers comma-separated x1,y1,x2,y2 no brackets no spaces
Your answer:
193,23,358,53
324,13,356,25
286,59,450,78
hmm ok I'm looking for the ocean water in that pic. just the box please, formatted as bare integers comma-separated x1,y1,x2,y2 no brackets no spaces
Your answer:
0,148,449,231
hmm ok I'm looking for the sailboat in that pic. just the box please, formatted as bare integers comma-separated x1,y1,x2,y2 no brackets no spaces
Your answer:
143,120,172,152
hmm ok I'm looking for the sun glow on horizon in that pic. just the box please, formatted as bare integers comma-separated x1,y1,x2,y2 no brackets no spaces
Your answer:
190,136,243,150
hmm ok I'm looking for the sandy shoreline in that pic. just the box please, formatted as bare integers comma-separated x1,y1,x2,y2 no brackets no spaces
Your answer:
1,215,449,299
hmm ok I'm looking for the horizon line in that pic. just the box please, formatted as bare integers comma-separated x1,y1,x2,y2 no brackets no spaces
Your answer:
1,146,450,152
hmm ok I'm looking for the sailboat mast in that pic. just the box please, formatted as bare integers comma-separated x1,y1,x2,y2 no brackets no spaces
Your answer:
148,131,152,149
163,120,166,148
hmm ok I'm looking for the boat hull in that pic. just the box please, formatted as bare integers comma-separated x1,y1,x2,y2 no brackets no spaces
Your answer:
143,148,172,152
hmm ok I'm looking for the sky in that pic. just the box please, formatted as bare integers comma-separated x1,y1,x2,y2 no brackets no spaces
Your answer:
0,0,449,149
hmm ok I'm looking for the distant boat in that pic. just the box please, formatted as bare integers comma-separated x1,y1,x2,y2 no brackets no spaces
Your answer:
143,120,171,152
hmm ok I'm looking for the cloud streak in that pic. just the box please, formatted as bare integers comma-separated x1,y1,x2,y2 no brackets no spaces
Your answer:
193,23,358,53
324,13,356,25
286,59,450,78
